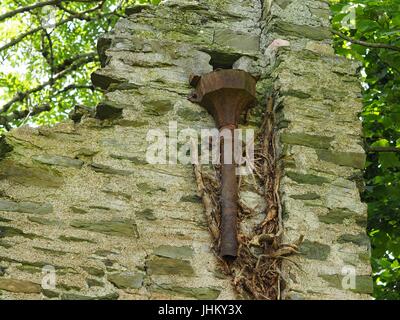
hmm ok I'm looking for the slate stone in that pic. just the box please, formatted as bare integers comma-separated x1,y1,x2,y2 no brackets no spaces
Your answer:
0,278,41,293
273,21,331,41
319,274,373,294
107,272,144,289
153,245,194,259
214,29,259,53
317,150,366,169
146,256,195,276
136,208,157,221
0,199,53,214
70,219,139,238
286,171,330,185
152,284,221,300
300,240,331,261
32,155,83,168
338,233,370,246
280,132,333,149
290,193,321,200
82,266,105,277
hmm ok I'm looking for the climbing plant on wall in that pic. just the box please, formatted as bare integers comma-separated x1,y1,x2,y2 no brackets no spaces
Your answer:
331,0,400,299
0,0,160,131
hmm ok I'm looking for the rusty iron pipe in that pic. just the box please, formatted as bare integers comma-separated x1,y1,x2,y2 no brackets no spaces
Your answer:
188,69,257,260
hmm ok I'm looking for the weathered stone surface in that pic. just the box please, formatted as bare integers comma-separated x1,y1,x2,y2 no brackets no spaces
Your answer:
136,208,156,221
273,21,331,40
32,155,84,168
61,292,119,300
290,193,320,200
59,235,95,243
300,240,331,261
152,284,221,300
0,160,63,188
213,29,259,54
0,199,53,214
179,195,202,203
95,101,124,120
107,272,144,289
146,256,195,276
319,274,373,294
83,266,105,277
0,278,41,293
28,216,59,225
0,225,39,239
317,150,366,169
70,220,139,238
338,233,370,247
319,208,361,224
42,289,60,298
86,278,104,288
0,0,371,301
280,132,333,149
286,171,330,185
153,245,194,259
90,163,135,175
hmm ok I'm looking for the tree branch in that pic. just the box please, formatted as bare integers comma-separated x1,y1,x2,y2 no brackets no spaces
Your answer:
0,104,52,128
0,11,113,52
0,0,103,23
0,54,98,114
368,147,400,153
332,29,400,52
55,84,97,95
0,0,60,23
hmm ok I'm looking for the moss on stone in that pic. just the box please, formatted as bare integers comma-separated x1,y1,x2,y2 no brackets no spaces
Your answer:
90,163,135,175
180,195,202,203
32,154,84,169
86,278,104,288
273,21,331,41
319,274,373,294
300,240,331,261
143,99,173,116
70,206,88,214
136,208,157,221
0,160,63,188
107,272,144,289
59,235,95,243
29,216,59,226
82,266,105,277
146,256,195,276
319,208,357,224
280,132,333,149
317,150,366,169
338,233,370,247
286,171,330,185
290,193,321,200
152,284,221,300
70,219,139,238
0,199,53,214
0,225,40,239
33,247,68,256
0,278,41,293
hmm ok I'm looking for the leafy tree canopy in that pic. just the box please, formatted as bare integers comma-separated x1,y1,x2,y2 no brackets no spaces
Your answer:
331,0,400,299
0,0,159,131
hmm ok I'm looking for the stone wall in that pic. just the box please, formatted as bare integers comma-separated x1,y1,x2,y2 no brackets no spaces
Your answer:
0,0,372,300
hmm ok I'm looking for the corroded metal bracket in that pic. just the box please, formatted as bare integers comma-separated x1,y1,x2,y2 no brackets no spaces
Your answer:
189,69,257,260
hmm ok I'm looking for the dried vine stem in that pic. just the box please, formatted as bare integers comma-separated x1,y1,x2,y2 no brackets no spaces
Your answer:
193,96,302,300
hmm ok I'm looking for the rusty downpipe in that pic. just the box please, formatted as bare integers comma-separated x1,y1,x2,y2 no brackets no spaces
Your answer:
188,70,257,260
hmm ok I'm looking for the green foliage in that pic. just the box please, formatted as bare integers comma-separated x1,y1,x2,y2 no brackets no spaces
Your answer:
332,0,400,299
0,0,157,131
